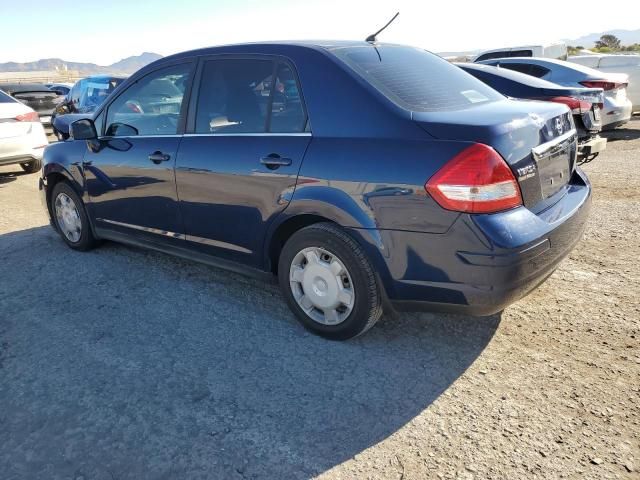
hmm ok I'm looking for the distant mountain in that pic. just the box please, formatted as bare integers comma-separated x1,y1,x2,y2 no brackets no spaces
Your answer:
565,29,640,48
0,52,163,75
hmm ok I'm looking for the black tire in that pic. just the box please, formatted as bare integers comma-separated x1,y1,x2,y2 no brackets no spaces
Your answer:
50,181,97,251
278,222,383,340
20,160,42,174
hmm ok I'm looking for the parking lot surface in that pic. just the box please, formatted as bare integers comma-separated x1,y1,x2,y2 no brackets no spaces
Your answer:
1,120,639,479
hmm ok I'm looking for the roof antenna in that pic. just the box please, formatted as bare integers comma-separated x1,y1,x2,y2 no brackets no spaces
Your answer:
365,12,400,43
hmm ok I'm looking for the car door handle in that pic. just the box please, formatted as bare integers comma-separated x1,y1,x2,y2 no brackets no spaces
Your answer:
149,151,171,164
260,154,292,169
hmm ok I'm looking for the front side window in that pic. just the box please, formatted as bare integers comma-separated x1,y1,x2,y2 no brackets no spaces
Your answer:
106,64,191,137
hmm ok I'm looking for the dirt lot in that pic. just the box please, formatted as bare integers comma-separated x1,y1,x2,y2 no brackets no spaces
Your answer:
1,120,639,480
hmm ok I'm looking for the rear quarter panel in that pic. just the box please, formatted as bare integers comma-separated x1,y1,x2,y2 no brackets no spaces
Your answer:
290,137,465,233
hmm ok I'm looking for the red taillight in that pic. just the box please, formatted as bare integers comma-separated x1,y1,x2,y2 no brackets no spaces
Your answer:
549,96,593,114
580,80,627,91
15,111,39,122
425,143,522,214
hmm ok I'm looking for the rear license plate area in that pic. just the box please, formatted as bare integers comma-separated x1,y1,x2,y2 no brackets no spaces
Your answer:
536,144,573,199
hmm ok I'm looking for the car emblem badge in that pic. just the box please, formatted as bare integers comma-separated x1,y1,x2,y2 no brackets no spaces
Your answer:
555,118,564,136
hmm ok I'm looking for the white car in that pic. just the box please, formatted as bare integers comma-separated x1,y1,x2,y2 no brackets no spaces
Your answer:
0,89,48,173
477,57,633,129
474,43,568,62
569,54,640,113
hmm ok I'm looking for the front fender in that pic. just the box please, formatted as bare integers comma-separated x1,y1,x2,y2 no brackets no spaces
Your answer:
42,141,88,202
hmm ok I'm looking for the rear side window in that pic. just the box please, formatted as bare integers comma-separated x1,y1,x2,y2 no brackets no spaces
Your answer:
194,59,307,134
195,59,273,134
528,65,550,78
332,45,503,112
270,63,306,133
0,90,16,103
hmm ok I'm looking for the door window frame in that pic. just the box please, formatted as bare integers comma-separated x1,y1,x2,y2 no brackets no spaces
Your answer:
97,58,197,138
185,54,311,136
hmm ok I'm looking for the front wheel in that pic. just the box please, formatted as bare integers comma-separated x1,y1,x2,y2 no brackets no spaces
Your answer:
50,181,97,251
278,223,383,340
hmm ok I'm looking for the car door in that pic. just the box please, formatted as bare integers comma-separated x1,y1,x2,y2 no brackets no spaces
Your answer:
175,56,311,267
83,61,194,244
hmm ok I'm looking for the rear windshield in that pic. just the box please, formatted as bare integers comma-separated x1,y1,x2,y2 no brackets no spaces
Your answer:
461,64,559,88
330,45,503,112
0,90,16,103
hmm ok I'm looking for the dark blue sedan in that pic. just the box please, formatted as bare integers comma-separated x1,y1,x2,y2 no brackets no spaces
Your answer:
457,62,607,160
39,42,591,340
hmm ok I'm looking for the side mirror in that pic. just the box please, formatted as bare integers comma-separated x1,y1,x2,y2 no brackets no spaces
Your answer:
70,118,97,140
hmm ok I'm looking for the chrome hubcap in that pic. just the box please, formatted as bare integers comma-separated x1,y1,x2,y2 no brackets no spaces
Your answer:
54,193,82,243
289,247,355,325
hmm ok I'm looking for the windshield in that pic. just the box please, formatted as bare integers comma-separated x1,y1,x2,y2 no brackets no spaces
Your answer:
330,45,503,112
80,78,124,109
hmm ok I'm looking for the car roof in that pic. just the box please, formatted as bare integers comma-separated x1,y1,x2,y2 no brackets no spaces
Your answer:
158,40,409,62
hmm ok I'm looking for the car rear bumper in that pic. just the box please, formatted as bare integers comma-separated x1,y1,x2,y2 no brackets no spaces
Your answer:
352,168,592,316
0,147,45,166
601,98,632,129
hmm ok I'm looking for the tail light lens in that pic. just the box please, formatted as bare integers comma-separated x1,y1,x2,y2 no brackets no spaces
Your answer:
580,80,627,91
15,111,39,122
425,143,522,214
548,96,594,114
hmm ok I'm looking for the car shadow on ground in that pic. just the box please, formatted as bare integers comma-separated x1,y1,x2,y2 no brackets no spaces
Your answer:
0,226,501,479
0,170,25,185
602,117,640,142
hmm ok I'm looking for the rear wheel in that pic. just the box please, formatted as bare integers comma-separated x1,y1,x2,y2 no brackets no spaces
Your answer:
51,181,97,251
20,160,42,174
278,223,383,340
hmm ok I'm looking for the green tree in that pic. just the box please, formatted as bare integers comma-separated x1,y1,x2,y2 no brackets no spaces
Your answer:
595,34,621,50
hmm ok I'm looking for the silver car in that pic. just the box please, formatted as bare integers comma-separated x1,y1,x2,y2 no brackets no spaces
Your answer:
0,89,48,173
477,57,633,129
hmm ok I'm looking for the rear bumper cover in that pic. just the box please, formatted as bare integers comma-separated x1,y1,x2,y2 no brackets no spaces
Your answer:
0,147,45,167
352,168,592,316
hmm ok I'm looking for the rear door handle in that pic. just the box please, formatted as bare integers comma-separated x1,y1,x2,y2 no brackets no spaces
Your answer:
260,154,292,169
149,151,171,164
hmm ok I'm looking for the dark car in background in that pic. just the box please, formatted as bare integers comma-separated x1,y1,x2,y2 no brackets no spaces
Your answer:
0,83,61,139
40,42,591,340
52,75,125,139
458,63,606,160
46,83,74,96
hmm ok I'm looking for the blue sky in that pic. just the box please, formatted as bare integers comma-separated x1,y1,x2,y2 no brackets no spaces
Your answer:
2,0,637,64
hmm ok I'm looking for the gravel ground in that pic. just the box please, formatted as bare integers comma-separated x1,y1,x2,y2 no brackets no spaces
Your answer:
1,120,638,480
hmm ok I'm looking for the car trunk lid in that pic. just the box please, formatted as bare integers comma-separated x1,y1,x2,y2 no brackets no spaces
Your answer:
414,99,577,210
10,90,60,116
